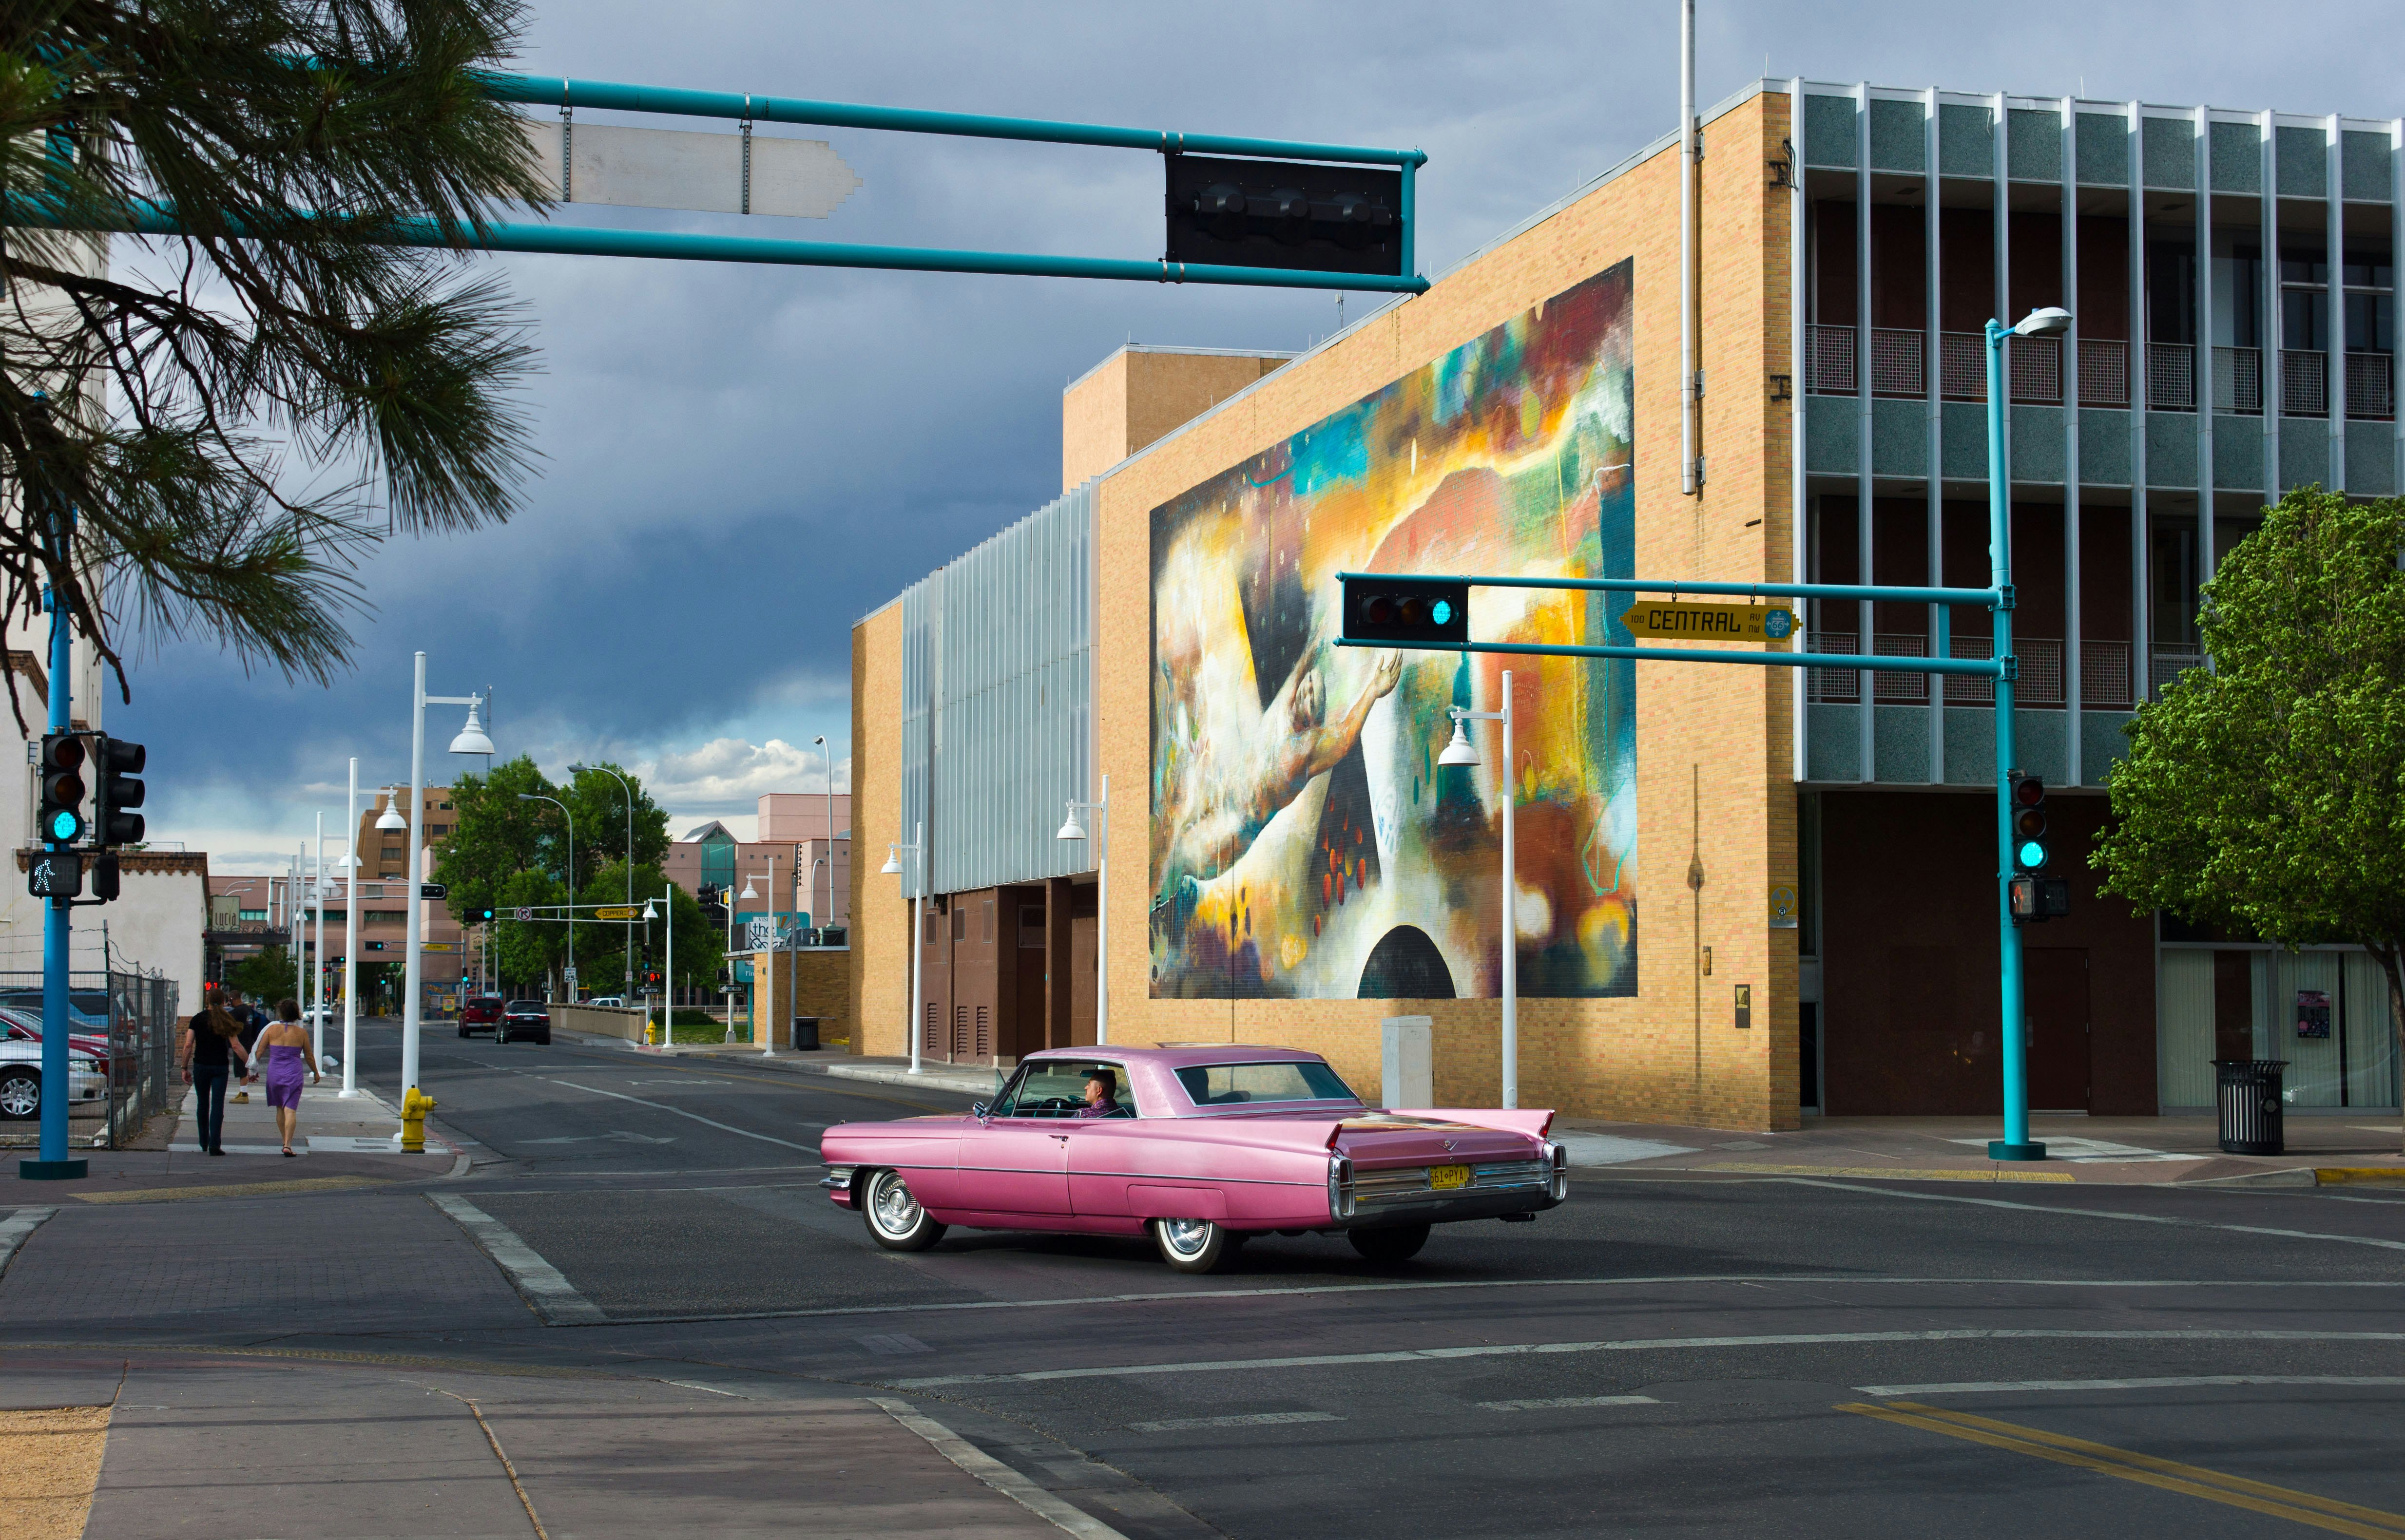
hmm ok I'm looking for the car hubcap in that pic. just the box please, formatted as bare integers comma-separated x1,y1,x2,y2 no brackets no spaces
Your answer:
873,1175,921,1235
1161,1218,1211,1256
1,1080,35,1116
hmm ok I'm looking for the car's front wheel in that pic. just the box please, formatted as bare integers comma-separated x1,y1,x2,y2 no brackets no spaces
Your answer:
861,1168,946,1252
0,1067,38,1119
1153,1217,1230,1274
1347,1223,1431,1264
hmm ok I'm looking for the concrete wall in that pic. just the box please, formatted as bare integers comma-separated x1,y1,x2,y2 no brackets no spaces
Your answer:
553,1002,648,1041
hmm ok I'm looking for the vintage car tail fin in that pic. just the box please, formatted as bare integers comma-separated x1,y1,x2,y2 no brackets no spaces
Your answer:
1385,1108,1556,1140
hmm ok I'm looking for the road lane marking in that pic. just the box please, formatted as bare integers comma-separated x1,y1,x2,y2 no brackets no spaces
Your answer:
1480,1395,1660,1411
889,1328,2405,1389
1127,1411,1340,1432
581,1271,2405,1328
867,1397,1129,1540
1859,1375,2405,1396
542,1079,819,1151
427,1194,608,1326
1841,1400,2405,1538
0,1206,57,1278
76,1176,393,1204
1784,1178,2405,1254
1703,1161,2075,1183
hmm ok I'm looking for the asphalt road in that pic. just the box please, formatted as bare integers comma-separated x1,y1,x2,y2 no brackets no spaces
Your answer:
12,1019,2405,1540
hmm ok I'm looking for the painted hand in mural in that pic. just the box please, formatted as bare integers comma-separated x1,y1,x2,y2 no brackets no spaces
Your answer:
1160,646,1402,892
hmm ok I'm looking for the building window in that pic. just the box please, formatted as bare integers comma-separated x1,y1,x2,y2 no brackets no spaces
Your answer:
238,909,267,922
362,911,407,924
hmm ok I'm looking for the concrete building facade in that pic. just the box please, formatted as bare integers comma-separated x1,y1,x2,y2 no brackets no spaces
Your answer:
848,80,2404,1128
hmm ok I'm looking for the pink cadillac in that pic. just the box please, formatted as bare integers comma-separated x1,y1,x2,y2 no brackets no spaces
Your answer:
819,1045,1566,1273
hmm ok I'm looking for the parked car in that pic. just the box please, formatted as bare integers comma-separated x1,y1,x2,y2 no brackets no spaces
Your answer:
584,995,625,1008
0,989,109,1032
500,1000,551,1045
0,1006,112,1078
0,1038,108,1119
819,1046,1566,1274
458,996,505,1038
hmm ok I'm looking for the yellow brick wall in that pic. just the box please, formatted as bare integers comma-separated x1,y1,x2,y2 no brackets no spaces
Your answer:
1062,349,1290,493
847,600,907,1058
751,948,851,1045
858,89,1801,1130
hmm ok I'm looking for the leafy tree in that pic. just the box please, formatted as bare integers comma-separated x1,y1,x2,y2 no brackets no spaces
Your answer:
490,867,562,994
0,1,548,706
434,755,553,925
562,763,670,875
226,943,295,1003
2093,488,2405,1146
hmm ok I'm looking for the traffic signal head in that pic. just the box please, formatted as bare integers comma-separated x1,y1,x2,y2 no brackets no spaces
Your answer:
1342,575,1471,648
366,940,386,951
1164,154,1405,278
92,735,145,846
2008,771,2048,872
38,733,85,844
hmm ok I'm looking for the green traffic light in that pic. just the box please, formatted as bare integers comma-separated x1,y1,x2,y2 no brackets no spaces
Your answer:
47,809,81,842
1430,598,1453,627
2017,840,2047,870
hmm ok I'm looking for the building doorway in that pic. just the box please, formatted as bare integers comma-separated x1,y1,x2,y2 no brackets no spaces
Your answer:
2025,948,2091,1111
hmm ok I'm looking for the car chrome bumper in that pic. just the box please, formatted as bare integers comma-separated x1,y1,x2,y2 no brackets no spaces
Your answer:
821,1165,855,1207
1334,1185,1562,1229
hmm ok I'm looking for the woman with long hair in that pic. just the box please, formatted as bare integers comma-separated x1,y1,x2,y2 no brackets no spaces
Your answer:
177,993,253,1157
256,998,321,1157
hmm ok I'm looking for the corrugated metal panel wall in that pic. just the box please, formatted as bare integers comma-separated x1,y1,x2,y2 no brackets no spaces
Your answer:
895,480,1096,898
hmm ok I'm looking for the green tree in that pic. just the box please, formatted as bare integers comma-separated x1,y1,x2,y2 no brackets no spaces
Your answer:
226,944,295,1003
434,755,554,926
491,868,563,995
2093,488,2405,1146
573,861,722,1001
0,2,549,703
561,763,671,875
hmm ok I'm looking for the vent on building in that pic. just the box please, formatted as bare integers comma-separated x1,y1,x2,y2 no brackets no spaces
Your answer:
974,1005,990,1058
951,1005,969,1059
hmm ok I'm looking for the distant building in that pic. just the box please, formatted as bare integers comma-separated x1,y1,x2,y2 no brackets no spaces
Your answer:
662,793,850,933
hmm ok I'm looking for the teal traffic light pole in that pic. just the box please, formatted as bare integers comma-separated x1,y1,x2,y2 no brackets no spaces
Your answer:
26,505,83,1178
1982,316,2041,1161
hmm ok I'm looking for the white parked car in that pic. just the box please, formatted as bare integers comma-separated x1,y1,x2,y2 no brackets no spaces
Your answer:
584,996,625,1008
0,1041,108,1120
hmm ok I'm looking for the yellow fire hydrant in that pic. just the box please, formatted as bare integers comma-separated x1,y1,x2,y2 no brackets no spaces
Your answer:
400,1086,435,1154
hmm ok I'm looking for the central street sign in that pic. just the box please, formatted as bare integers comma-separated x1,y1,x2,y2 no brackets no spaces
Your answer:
1617,601,1797,644
421,942,460,953
593,906,641,920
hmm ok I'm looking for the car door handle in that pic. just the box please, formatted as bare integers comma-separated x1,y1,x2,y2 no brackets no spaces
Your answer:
1050,1133,1070,1143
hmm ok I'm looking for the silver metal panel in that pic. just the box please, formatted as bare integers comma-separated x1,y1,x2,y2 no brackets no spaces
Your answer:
1857,82,1874,784
2129,101,2150,705
2327,114,2346,492
517,118,860,218
1924,87,1944,785
2061,98,2082,783
1792,79,1810,785
905,481,1097,897
2262,111,2280,507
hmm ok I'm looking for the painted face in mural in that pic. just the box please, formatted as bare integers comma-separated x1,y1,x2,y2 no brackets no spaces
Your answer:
1150,263,1640,1004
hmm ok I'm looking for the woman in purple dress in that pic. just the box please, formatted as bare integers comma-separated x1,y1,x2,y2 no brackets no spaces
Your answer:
258,998,321,1157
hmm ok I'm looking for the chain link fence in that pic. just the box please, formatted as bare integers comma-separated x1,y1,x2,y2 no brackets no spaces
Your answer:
0,970,178,1148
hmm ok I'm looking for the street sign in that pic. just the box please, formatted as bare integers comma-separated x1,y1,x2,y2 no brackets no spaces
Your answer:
593,906,640,921
420,883,448,899
1617,601,1798,644
515,907,533,921
421,942,459,953
517,118,862,219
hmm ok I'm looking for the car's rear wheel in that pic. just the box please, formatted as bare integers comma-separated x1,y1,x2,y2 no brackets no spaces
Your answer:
862,1168,946,1252
0,1067,38,1119
1348,1224,1431,1264
1153,1217,1230,1274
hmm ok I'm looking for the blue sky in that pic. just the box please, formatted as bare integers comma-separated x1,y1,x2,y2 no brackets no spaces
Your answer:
115,0,2401,872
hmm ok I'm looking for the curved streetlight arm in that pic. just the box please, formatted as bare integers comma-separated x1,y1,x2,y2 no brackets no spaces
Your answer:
518,793,575,997
569,764,637,994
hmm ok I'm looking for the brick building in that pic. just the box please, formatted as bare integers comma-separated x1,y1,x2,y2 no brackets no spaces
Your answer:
847,80,2404,1127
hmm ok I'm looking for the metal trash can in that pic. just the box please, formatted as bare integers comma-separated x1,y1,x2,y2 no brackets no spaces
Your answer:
2212,1059,2287,1155
791,1017,820,1052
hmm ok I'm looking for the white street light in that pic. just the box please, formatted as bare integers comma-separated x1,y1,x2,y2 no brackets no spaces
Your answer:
340,757,361,1097
886,822,924,1075
737,856,780,1057
1443,672,1520,1109
376,794,406,832
2013,306,2073,337
738,877,759,902
1054,775,1110,1045
396,653,493,1099
641,900,658,921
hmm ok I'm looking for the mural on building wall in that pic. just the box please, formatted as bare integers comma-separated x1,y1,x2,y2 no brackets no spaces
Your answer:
1149,261,1637,1001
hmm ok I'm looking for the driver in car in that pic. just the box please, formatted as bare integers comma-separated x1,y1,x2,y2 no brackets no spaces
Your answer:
1074,1066,1126,1118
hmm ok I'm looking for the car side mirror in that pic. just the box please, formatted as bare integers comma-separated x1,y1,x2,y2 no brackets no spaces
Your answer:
971,1101,990,1123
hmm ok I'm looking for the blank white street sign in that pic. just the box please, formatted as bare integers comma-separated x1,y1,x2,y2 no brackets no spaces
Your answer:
518,118,862,218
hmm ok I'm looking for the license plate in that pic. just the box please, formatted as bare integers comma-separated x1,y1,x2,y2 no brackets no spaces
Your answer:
1428,1164,1470,1191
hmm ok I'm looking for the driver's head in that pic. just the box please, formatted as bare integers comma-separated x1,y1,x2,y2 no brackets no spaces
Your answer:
1084,1067,1118,1105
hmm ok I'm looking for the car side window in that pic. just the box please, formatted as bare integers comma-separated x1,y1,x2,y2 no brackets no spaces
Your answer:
990,1061,1138,1119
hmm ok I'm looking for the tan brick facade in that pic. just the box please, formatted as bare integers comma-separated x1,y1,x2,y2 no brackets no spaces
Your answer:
853,89,1804,1130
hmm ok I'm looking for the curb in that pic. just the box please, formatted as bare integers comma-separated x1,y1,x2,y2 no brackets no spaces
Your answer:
2313,1166,2405,1186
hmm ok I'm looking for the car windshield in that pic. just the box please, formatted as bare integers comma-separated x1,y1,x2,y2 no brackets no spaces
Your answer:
991,1060,1136,1119
1174,1060,1361,1107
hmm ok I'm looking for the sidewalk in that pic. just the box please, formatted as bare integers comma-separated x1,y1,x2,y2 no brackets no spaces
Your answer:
1549,1110,2405,1186
169,1075,421,1157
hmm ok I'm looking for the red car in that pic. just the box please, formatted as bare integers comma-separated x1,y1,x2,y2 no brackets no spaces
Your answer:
457,996,505,1038
0,1006,110,1076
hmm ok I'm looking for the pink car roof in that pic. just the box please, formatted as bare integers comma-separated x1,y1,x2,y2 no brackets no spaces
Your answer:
1017,1044,1349,1117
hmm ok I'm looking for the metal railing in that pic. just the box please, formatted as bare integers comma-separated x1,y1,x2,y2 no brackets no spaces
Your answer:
2150,645,2206,699
2214,345,2262,414
2010,334,2062,404
2078,339,2129,407
1940,332,1985,399
2282,349,2328,418
1871,328,1924,397
0,970,177,1150
1808,632,2093,707
2082,640,2133,707
2148,342,2197,410
1808,324,1856,393
2348,350,2395,420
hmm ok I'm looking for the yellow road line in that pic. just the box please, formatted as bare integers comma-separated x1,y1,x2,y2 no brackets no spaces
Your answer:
1839,1401,2405,1537
1700,1162,2076,1184
76,1174,395,1204
2317,1168,2405,1186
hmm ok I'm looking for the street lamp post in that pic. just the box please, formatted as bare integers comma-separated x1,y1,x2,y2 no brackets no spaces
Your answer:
340,758,362,1096
880,824,924,1074
312,813,327,1063
642,893,668,1046
518,793,574,1008
738,856,779,1057
1054,774,1109,1046
813,734,836,933
1982,306,2069,1162
395,652,493,1100
1438,672,1519,1108
568,763,635,1002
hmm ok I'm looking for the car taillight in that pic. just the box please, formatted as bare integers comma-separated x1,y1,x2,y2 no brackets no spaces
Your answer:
1328,1154,1355,1220
1546,1140,1569,1199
